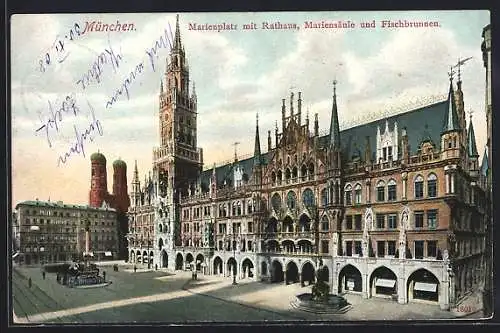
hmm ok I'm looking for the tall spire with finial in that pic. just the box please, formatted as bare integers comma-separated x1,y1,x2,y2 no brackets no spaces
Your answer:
329,80,341,149
254,113,261,166
442,69,460,133
467,110,479,158
133,160,139,182
174,14,182,50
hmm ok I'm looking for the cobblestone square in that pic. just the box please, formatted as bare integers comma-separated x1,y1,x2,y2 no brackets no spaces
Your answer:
12,263,482,324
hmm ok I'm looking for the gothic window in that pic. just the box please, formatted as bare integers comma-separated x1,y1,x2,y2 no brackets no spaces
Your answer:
292,167,298,179
271,193,282,211
237,201,242,215
321,188,328,207
354,183,362,204
277,170,283,184
388,179,397,201
376,180,385,202
302,188,314,207
285,168,291,180
248,200,253,214
388,146,393,160
344,184,352,206
427,173,438,198
321,215,329,231
271,171,276,184
383,147,387,161
301,164,307,180
414,175,424,199
287,191,297,210
308,163,315,176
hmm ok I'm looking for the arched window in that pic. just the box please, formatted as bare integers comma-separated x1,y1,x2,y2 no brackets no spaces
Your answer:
301,164,307,180
248,200,253,214
344,184,352,205
321,215,329,231
159,224,163,232
287,191,297,210
308,163,315,179
354,183,362,204
285,168,291,180
277,170,283,185
232,202,237,216
271,171,276,184
271,193,282,211
376,180,385,202
388,179,397,201
414,175,424,199
427,173,437,198
321,188,328,207
237,201,242,215
292,166,298,179
303,188,315,207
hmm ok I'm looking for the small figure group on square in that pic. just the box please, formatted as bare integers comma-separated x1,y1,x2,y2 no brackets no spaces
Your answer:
191,263,198,280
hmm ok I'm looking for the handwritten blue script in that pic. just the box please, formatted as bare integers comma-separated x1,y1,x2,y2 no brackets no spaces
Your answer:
106,25,174,109
35,95,80,148
76,37,123,90
57,100,104,166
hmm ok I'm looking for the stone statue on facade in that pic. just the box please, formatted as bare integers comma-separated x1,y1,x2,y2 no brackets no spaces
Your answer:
332,232,339,256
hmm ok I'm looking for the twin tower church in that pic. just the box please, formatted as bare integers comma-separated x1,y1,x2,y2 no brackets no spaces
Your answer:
89,16,490,311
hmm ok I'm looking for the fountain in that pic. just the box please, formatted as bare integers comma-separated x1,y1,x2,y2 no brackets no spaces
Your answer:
64,220,109,288
291,262,351,314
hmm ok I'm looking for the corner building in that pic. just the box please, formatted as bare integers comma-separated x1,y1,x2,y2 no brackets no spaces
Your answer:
129,15,490,311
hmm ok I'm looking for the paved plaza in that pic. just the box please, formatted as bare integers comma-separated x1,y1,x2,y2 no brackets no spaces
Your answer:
11,262,483,324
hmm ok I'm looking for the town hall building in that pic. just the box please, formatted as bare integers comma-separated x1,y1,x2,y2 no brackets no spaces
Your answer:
126,15,490,311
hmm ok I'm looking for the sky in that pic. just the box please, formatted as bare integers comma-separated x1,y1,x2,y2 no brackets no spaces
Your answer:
10,10,491,207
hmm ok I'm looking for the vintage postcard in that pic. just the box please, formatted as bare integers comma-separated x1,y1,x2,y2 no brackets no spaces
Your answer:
10,10,492,323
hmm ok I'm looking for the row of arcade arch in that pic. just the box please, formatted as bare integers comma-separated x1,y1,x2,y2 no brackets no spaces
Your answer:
337,264,440,303
129,250,154,265
260,261,440,304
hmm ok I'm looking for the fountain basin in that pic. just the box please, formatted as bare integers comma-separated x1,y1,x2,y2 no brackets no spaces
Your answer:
291,293,352,314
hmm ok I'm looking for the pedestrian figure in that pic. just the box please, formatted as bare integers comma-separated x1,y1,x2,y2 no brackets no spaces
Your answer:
42,271,46,280
28,277,32,288
56,273,60,283
134,265,137,273
103,271,106,282
194,271,198,280
155,264,158,271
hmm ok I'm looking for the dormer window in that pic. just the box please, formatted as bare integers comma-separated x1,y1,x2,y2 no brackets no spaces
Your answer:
388,147,393,160
383,147,387,161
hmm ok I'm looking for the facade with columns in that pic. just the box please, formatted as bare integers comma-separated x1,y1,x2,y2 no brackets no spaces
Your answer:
127,15,490,311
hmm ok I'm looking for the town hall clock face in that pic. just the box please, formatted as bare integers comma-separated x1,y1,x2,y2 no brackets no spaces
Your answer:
271,193,281,211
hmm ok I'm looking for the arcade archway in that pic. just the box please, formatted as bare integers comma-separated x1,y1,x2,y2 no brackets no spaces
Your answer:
227,257,237,277
286,261,299,284
339,264,362,293
161,250,168,268
175,253,183,270
407,269,440,303
242,258,254,279
195,254,204,271
370,266,398,298
301,261,315,286
186,253,194,269
271,260,284,283
213,256,223,275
